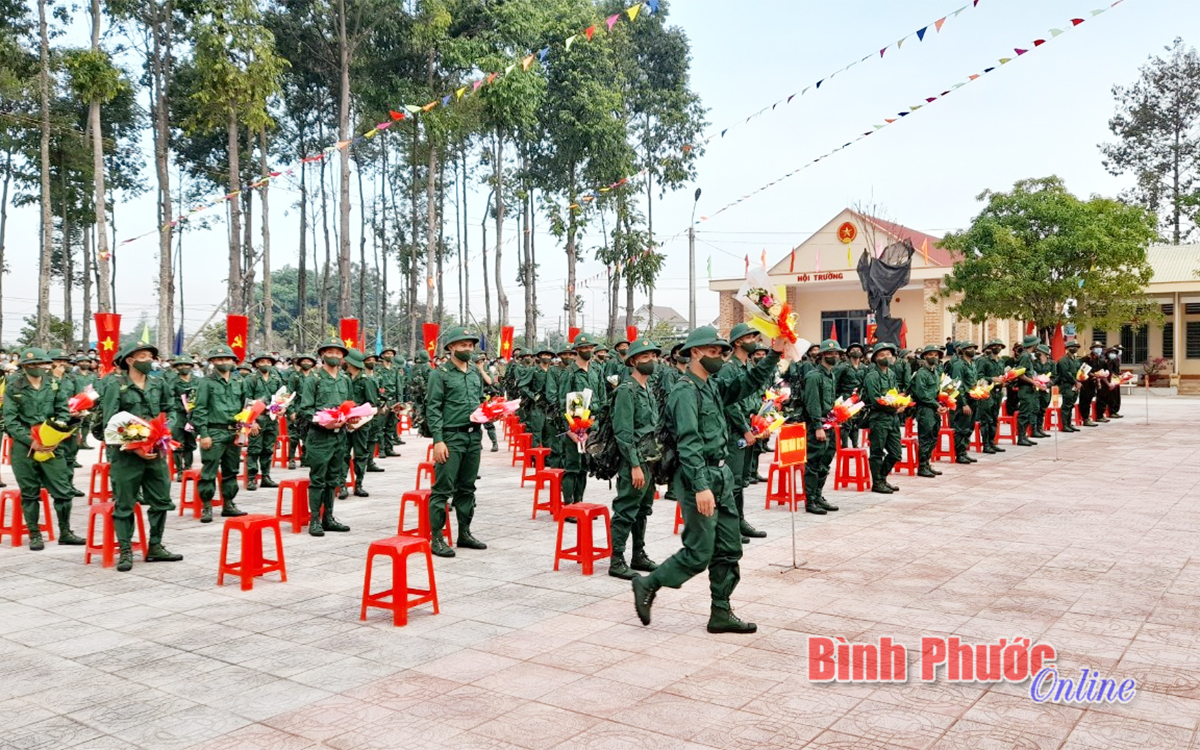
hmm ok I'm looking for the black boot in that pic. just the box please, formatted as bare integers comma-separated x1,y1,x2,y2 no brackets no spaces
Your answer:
145,543,183,562
353,487,370,497
321,493,349,532
337,486,349,500
1016,437,1037,446
56,504,85,545
221,501,247,518
630,550,658,572
246,474,259,492
366,463,385,473
632,575,658,625
991,444,1006,453
982,445,997,454
457,527,487,550
816,497,839,511
430,537,456,558
490,442,499,453
117,541,133,571
805,498,827,514
259,475,279,489
870,464,893,493
201,501,213,524
287,460,297,470
740,521,766,539
28,529,45,551
918,463,938,478
707,606,757,634
609,555,636,580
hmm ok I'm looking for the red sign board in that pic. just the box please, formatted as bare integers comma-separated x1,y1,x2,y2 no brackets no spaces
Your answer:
777,423,808,467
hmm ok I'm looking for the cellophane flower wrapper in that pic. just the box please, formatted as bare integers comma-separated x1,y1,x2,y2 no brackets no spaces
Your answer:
876,389,914,410
565,389,593,453
735,265,807,361
822,394,864,429
471,396,521,424
750,408,786,438
233,400,267,446
937,374,961,409
30,420,75,462
1075,363,1092,382
68,385,99,417
763,387,789,411
314,400,355,429
968,379,994,400
266,387,295,420
997,366,1026,386
345,404,378,432
1031,373,1052,391
104,412,177,459
1092,369,1110,380
1110,371,1135,390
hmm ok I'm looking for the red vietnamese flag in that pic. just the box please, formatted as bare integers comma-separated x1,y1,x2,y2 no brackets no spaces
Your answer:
568,327,581,344
339,318,363,352
626,326,638,344
899,320,908,349
94,313,121,375
828,324,838,343
1025,320,1037,336
500,326,514,361
227,315,248,363
1051,324,1065,360
422,323,440,358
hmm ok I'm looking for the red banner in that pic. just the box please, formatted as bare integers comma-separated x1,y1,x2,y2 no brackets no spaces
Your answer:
866,324,877,346
339,318,362,352
500,326,514,361
94,313,121,376
777,423,808,467
1025,320,1037,336
1051,324,1065,360
568,327,581,344
422,323,440,358
226,315,248,363
626,325,638,343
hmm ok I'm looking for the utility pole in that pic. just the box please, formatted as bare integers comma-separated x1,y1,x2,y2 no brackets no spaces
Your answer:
688,188,701,329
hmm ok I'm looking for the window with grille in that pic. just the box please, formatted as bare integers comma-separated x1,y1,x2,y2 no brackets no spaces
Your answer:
1187,322,1200,359
1162,303,1174,316
1120,325,1148,364
1185,302,1200,315
1164,322,1174,360
821,310,871,348
1092,329,1107,346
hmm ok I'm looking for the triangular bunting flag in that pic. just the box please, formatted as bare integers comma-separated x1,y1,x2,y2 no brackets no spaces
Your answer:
441,95,451,105
626,3,641,21
1033,39,1045,47
404,105,423,114
1070,18,1084,25
896,36,906,48
1049,28,1064,37
376,121,391,131
953,7,965,16
952,82,966,89
646,0,658,13
486,73,497,84
565,34,577,50
421,101,437,112
935,17,946,31
909,105,922,111
885,118,897,123
968,74,980,80
815,79,823,88
585,25,596,40
473,80,483,91
504,64,514,74
389,110,405,120
998,57,1012,64
873,124,885,129
880,47,887,57
1090,8,1105,16
897,111,910,117
787,94,796,103
456,86,467,99
538,46,550,61
336,140,351,149
917,26,927,41
926,97,937,103
364,128,378,138
521,55,534,71
983,66,995,73
606,13,620,30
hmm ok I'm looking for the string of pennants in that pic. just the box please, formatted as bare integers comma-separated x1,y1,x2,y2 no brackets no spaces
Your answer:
568,0,991,213
685,0,1126,235
107,0,660,256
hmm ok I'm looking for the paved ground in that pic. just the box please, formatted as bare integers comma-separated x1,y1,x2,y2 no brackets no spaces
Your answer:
2,393,1199,750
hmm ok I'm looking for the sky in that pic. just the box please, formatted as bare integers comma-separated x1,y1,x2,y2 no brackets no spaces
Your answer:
2,0,1190,347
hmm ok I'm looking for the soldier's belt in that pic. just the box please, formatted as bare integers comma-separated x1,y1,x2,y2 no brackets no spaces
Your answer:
706,458,726,468
444,424,480,434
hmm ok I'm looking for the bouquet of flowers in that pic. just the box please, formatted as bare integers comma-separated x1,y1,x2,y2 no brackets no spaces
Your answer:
968,379,994,400
564,389,594,453
390,401,412,419
822,394,865,430
937,373,961,410
313,400,376,431
734,265,810,361
179,393,197,433
876,389,914,410
68,384,100,417
233,400,266,446
1075,363,1092,382
739,402,786,448
996,366,1026,386
1031,373,1052,391
471,396,521,424
1109,371,1136,390
266,387,295,421
104,412,178,459
346,404,378,431
1092,368,1110,380
29,419,75,462
763,387,790,411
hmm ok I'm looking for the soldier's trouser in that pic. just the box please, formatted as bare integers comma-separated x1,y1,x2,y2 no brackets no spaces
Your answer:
646,465,742,610
172,425,197,473
199,431,241,505
1078,386,1095,422
484,421,498,447
1098,383,1118,417
430,428,482,535
110,450,174,544
868,416,902,479
306,426,347,517
288,417,309,463
10,447,75,531
978,396,999,446
1060,386,1078,428
803,433,836,503
546,428,564,470
384,412,399,448
1037,393,1051,429
246,418,279,478
725,439,752,523
349,427,371,489
611,461,655,558
561,440,588,506
840,415,861,448
916,407,939,464
1017,390,1040,437
952,403,976,456
63,431,81,467
526,410,546,450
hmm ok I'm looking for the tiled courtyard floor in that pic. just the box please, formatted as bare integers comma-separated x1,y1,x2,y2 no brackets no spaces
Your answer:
2,394,1199,749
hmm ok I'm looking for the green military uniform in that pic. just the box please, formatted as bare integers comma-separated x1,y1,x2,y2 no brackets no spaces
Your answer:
1055,341,1082,433
558,335,608,507
244,353,284,491
73,356,100,449
101,344,183,570
860,342,905,494
2,349,82,550
409,350,433,436
718,323,767,540
48,351,84,478
945,342,980,464
975,340,1007,453
911,345,944,477
191,346,250,523
287,354,316,467
609,339,663,580
544,349,574,470
376,347,403,454
361,354,389,467
802,339,845,513
474,354,500,451
426,326,487,557
344,351,381,497
518,350,554,449
1013,336,1041,444
167,356,200,477
833,345,867,447
297,339,353,536
1033,345,1055,434
631,327,781,635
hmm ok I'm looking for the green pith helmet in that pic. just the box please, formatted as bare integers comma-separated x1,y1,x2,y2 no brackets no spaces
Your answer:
18,347,52,365
442,326,480,350
846,341,864,354
415,349,430,363
1036,344,1052,355
315,337,350,358
728,322,756,344
870,341,898,358
624,339,662,363
207,345,237,361
250,352,277,365
679,326,732,357
294,352,316,365
380,346,397,356
1065,340,1081,349
818,339,845,354
921,344,944,356
47,348,72,362
536,348,555,357
1021,334,1041,348
344,350,365,369
572,333,598,350
116,343,159,369
985,338,1006,350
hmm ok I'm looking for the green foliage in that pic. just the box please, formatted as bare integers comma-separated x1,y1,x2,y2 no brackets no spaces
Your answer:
939,176,1160,333
17,314,73,348
62,48,125,103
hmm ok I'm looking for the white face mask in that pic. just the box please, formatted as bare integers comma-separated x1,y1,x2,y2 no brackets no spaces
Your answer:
1108,352,1118,360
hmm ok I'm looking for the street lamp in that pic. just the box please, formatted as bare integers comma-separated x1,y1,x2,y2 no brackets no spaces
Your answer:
689,187,702,329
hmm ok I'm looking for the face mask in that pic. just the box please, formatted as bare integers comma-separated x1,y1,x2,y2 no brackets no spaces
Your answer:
925,357,940,368
849,352,861,360
616,349,628,359
364,362,375,371
1092,348,1102,356
823,355,838,366
257,364,272,374
24,366,47,378
578,350,593,362
381,354,394,362
739,341,757,355
700,355,724,374
132,361,154,375
453,350,473,363
1108,353,1118,360
878,356,893,367
539,358,551,366
323,356,342,368
215,363,234,374
300,361,314,371
635,361,656,376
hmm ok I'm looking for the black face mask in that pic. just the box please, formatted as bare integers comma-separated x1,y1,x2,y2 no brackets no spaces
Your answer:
635,361,656,376
823,355,838,366
739,341,757,355
925,357,940,368
700,355,724,374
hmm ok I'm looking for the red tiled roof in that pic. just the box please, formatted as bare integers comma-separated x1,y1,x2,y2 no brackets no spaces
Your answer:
850,210,957,267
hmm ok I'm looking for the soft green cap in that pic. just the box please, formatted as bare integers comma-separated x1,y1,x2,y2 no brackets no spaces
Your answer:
624,338,662,363
679,326,732,356
442,326,480,349
729,323,756,343
818,339,844,354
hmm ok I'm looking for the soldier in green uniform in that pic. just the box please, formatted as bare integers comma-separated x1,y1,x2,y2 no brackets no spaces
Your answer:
360,353,387,471
297,339,353,536
748,342,773,483
244,353,284,491
101,344,184,570
911,344,946,478
49,350,85,480
410,349,433,435
608,339,663,580
474,353,501,452
73,355,100,449
1013,334,1042,446
519,349,553,449
3,348,84,550
975,340,1007,454
191,346,251,523
833,342,867,447
343,351,379,497
376,346,402,455
631,326,784,634
1055,340,1082,432
559,334,608,508
236,363,252,378
1033,344,1055,435
426,327,488,558
286,354,316,468
945,341,980,464
168,355,200,477
718,323,768,542
861,341,907,494
802,339,845,514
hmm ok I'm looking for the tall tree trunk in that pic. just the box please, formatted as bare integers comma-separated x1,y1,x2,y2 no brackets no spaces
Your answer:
425,128,438,327
0,143,11,343
319,142,331,331
461,150,469,324
227,110,243,314
455,149,463,322
297,147,308,351
82,223,92,346
36,0,53,344
61,159,74,346
530,187,537,345
260,126,272,350
153,0,174,354
644,119,654,332
408,117,419,353
355,155,366,324
380,138,388,344
436,149,445,328
336,0,352,319
493,132,507,331
89,0,112,314
521,155,533,348
565,164,578,330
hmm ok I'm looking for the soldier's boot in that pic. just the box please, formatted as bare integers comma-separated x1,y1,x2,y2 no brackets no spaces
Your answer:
1082,418,1097,427
430,537,456,558
145,543,183,562
55,503,85,545
608,554,636,580
631,574,659,626
457,523,487,550
337,485,349,500
28,529,45,551
200,501,213,524
22,503,44,550
366,459,385,472
259,474,278,489
221,500,247,518
321,493,349,532
630,549,658,572
116,541,134,572
918,463,938,478
308,493,325,537
882,461,901,492
287,460,297,470
246,473,259,492
1016,422,1037,446
707,606,757,634
805,497,827,514
353,485,370,497
735,494,766,538
815,494,839,511
869,460,893,494
71,486,85,498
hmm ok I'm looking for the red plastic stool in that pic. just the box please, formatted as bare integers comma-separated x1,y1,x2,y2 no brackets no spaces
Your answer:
398,414,412,434
510,433,531,467
178,468,222,517
84,501,148,567
970,423,983,453
674,501,684,534
997,413,1018,444
1,435,11,465
88,462,113,505
521,447,552,487
165,451,177,482
554,503,612,575
217,514,287,591
397,489,453,544
0,489,54,547
894,436,919,476
272,435,290,468
532,469,565,520
766,462,805,509
274,478,311,533
1044,408,1063,432
96,442,109,464
360,535,439,626
415,461,435,490
931,428,957,463
833,425,870,492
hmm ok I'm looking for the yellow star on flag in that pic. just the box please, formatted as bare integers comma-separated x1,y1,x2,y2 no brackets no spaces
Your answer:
344,338,355,349
101,337,115,351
